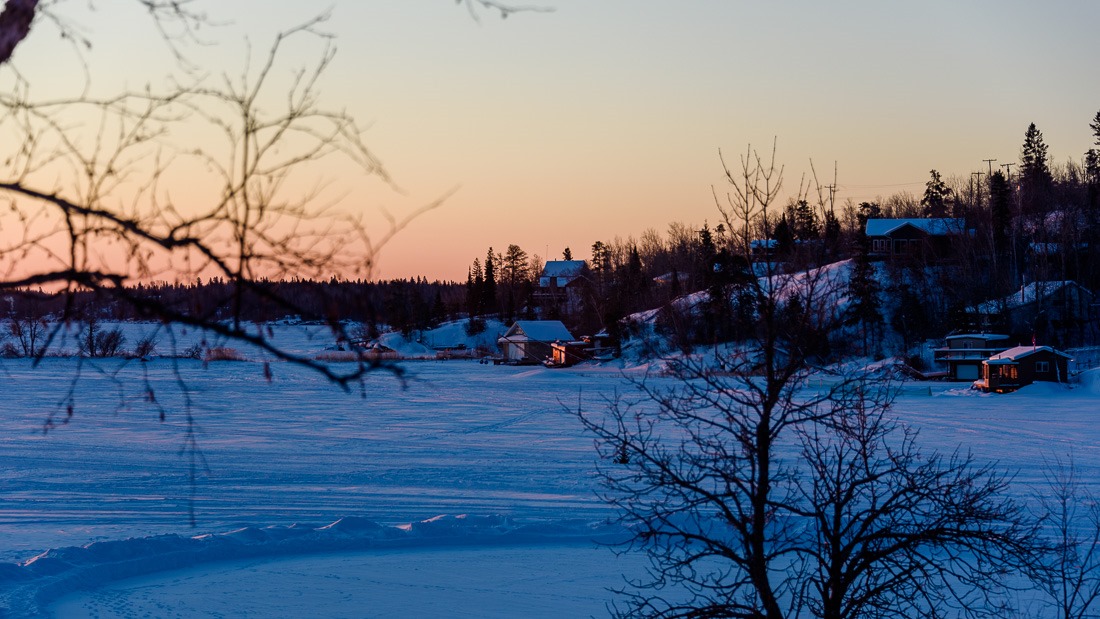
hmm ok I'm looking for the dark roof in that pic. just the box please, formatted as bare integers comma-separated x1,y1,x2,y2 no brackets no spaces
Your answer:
864,218,965,237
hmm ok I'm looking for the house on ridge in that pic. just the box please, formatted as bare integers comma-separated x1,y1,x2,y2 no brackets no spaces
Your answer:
968,281,1094,345
497,320,575,364
864,218,966,260
532,260,587,317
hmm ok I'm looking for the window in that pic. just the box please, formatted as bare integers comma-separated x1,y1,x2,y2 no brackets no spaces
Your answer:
1036,361,1050,373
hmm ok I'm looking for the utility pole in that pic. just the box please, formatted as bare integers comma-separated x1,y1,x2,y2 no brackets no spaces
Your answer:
983,158,997,177
1001,162,1015,183
825,184,838,212
824,161,838,213
972,171,984,207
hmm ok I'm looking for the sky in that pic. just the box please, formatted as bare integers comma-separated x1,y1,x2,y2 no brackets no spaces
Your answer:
10,1,1100,281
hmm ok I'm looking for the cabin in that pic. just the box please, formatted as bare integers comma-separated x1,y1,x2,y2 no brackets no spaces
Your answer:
969,281,1094,346
548,340,590,367
864,218,966,260
532,260,587,317
497,320,575,364
932,333,1012,381
974,345,1072,393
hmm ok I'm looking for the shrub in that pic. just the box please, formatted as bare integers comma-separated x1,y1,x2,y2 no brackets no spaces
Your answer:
132,335,158,359
204,347,245,362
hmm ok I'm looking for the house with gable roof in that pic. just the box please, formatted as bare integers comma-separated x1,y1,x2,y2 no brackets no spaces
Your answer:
497,320,576,364
532,260,587,317
969,280,1094,345
974,345,1073,393
864,218,966,260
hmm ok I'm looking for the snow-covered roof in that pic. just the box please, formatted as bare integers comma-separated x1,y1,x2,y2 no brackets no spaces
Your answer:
501,320,575,342
945,333,1009,341
541,261,586,278
974,280,1092,314
864,218,965,237
539,260,587,288
984,345,1072,364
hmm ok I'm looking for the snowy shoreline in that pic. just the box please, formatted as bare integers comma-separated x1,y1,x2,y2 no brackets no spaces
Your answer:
1,514,627,617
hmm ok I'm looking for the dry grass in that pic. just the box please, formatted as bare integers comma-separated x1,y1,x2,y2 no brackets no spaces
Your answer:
204,347,246,362
314,350,402,362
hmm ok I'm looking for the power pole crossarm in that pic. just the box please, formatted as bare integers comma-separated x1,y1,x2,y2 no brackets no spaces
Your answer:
983,159,997,177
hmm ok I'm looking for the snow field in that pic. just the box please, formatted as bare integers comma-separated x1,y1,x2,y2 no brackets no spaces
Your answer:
0,348,1096,616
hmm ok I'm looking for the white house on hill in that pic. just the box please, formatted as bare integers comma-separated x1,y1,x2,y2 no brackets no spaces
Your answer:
533,260,587,316
497,320,575,363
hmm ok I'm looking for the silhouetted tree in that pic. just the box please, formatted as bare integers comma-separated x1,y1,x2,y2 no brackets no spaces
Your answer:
920,169,954,218
846,225,882,355
581,146,1035,619
1020,122,1054,216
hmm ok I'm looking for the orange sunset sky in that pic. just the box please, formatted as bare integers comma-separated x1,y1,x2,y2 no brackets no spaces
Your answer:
9,1,1100,282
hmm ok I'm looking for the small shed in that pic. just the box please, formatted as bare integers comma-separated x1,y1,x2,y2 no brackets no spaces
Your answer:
932,333,1011,381
975,345,1073,393
548,340,589,367
497,320,575,364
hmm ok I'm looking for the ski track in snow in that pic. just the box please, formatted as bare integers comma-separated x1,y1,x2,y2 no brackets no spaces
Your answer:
0,327,1096,616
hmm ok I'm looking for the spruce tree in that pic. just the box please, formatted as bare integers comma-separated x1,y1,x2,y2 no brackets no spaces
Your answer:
792,199,819,241
482,248,497,317
989,170,1013,271
823,210,841,257
846,227,882,355
467,259,483,317
1020,122,1053,216
773,215,795,257
920,169,953,218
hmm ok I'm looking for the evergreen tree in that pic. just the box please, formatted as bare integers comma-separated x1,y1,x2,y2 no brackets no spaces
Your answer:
1086,149,1100,186
431,288,447,325
846,226,882,355
697,222,717,282
562,247,572,261
623,244,647,307
823,210,841,256
773,215,795,257
989,170,1013,272
892,284,932,358
466,259,483,317
1020,122,1053,216
502,244,529,287
792,199,819,241
482,248,497,316
920,169,953,218
590,240,612,297
857,201,882,225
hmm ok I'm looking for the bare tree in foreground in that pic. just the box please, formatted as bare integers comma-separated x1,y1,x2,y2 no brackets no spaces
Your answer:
0,0,549,380
1028,456,1100,619
580,147,1038,618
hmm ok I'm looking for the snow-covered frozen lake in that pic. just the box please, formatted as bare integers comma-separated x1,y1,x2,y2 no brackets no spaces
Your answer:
0,342,1098,617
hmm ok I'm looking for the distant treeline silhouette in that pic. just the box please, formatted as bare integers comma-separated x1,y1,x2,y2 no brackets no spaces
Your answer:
2,278,465,335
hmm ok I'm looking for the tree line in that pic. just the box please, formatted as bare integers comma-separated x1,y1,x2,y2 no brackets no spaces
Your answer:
458,114,1100,356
